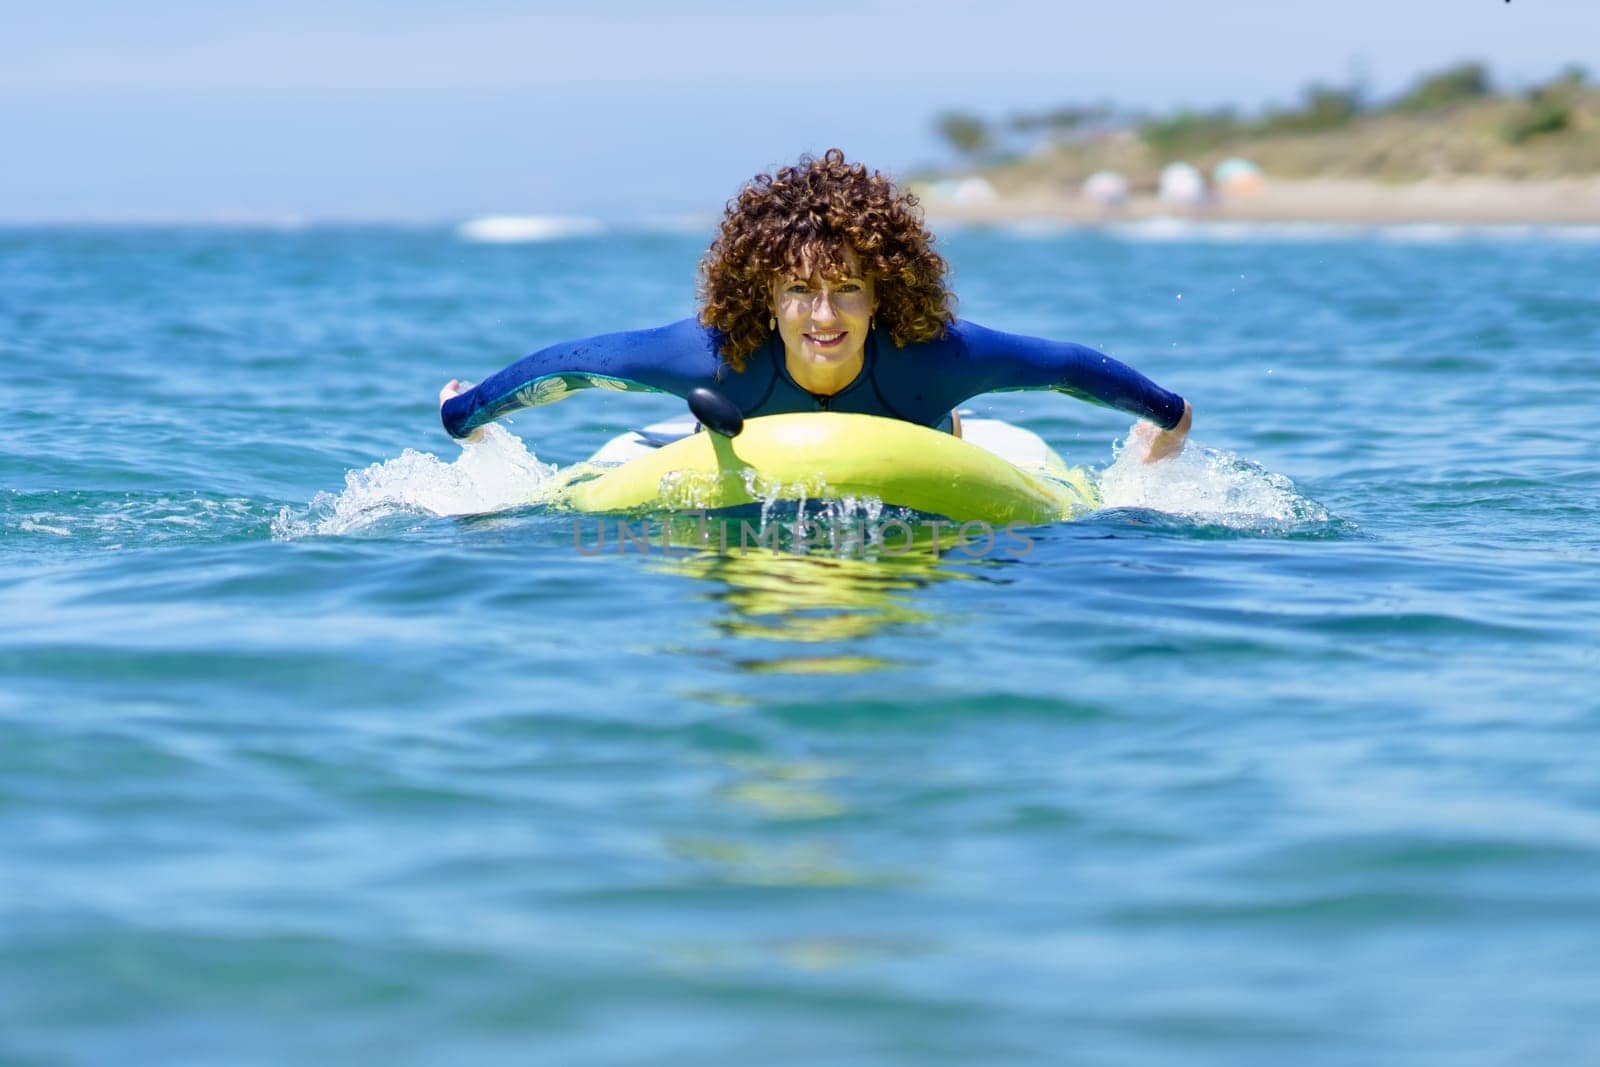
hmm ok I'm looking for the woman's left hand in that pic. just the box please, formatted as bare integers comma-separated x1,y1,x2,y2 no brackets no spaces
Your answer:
1139,401,1192,464
438,379,485,442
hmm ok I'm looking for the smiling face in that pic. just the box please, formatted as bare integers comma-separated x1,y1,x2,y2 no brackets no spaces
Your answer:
770,250,877,397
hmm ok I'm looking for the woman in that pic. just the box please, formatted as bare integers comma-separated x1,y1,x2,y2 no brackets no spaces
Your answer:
440,149,1192,462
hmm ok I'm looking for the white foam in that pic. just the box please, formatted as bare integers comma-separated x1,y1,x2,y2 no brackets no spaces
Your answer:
455,215,605,243
272,425,555,538
1097,427,1329,530
1375,222,1600,244
1103,218,1366,243
1096,218,1600,245
1543,225,1600,243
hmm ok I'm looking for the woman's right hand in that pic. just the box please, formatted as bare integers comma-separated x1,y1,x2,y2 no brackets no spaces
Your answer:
1138,401,1192,464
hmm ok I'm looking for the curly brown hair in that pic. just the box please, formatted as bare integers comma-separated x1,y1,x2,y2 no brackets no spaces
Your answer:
698,149,955,371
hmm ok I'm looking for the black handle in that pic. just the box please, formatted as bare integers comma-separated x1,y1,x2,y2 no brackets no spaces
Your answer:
687,387,744,438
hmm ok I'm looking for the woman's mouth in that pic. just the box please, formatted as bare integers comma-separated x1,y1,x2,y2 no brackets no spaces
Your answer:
806,331,846,348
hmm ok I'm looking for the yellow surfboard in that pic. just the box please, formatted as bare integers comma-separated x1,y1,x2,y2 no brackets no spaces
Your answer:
551,413,1098,525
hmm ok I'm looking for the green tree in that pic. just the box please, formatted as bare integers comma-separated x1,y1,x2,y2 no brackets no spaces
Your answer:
1007,105,1110,134
1391,61,1492,112
935,112,993,161
1261,83,1361,135
1139,108,1243,158
1503,65,1585,144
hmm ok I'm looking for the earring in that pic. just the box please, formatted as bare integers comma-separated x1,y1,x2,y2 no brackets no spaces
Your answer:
769,315,776,331
869,315,875,332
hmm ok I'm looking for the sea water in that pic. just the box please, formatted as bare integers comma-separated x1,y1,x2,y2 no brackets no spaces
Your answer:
4,222,1599,1064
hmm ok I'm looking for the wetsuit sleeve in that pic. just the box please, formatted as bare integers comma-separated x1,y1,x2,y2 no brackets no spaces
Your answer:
440,318,724,439
952,321,1187,430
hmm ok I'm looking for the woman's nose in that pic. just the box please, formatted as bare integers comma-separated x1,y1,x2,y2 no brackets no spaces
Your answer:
811,289,838,321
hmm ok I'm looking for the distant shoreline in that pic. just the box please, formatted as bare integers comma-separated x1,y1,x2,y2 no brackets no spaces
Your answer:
922,177,1600,227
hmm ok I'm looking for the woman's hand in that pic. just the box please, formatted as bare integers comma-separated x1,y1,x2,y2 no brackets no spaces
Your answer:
1138,401,1192,464
438,379,484,442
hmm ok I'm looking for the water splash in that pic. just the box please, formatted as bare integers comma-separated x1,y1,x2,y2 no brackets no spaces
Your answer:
1097,426,1331,533
272,425,555,538
271,419,1333,542
741,472,920,555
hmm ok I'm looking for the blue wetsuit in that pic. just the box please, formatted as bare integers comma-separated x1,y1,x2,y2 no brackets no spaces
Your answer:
441,317,1185,439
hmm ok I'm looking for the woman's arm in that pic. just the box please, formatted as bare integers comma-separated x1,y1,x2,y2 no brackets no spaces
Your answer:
439,318,724,439
949,321,1192,461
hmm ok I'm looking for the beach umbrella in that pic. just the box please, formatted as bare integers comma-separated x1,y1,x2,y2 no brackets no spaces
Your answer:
1082,170,1128,205
1158,162,1206,205
1213,158,1264,195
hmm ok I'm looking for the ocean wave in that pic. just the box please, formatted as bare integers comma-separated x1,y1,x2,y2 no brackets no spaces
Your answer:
1064,217,1600,245
455,215,606,244
3,490,270,549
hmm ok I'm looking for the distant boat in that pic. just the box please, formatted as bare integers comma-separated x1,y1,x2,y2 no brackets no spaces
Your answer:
456,215,605,243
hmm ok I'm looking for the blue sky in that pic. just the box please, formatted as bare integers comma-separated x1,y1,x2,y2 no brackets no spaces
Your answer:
3,0,1595,222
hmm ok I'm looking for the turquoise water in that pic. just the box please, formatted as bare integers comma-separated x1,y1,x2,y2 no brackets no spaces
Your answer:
5,222,1600,1064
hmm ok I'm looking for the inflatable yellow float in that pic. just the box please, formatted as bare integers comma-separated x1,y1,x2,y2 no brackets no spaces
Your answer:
547,412,1098,525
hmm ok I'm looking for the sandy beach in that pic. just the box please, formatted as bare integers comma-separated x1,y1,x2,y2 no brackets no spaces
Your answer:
922,177,1600,227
